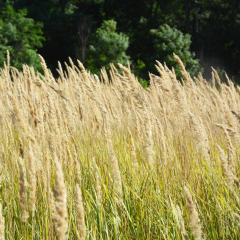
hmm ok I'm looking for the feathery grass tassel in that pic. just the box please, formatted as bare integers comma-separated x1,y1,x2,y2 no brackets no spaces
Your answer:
54,156,68,240
127,127,138,171
104,116,123,200
19,157,29,222
176,205,188,240
217,145,234,190
76,184,86,240
184,187,202,240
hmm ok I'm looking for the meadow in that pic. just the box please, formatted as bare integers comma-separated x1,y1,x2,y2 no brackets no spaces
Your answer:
0,52,240,239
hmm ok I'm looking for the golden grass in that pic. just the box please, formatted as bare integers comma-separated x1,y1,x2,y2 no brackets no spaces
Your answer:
0,54,240,239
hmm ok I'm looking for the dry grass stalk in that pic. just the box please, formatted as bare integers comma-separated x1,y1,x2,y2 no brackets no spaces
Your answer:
104,117,123,199
127,127,138,170
19,138,24,158
19,157,29,222
76,184,86,240
95,172,102,207
211,71,215,88
9,94,27,133
215,123,236,173
223,127,235,173
176,205,188,240
211,67,221,86
172,79,189,116
222,103,238,130
73,150,81,184
47,175,56,219
235,213,240,223
135,112,143,145
93,161,102,207
54,156,68,240
231,110,240,123
184,186,202,240
39,54,49,80
7,50,10,71
143,107,155,169
155,116,167,163
189,112,210,164
217,145,234,190
57,61,65,82
173,53,191,84
0,203,5,240
28,144,36,212
77,60,89,83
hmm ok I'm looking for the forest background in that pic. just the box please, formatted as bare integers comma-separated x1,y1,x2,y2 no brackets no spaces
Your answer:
0,0,240,85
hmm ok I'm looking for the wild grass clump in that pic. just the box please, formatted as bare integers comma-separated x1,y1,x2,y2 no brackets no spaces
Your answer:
0,53,240,238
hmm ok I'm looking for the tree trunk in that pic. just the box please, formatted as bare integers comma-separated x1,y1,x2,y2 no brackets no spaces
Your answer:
185,0,191,33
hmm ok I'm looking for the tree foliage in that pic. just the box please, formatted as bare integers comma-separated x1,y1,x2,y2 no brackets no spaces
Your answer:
87,20,130,74
1,0,240,83
0,1,45,71
149,24,200,78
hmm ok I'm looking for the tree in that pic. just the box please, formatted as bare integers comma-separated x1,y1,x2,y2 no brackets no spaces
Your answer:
149,24,200,78
87,20,131,74
10,0,240,83
13,0,86,75
190,0,240,81
0,1,45,71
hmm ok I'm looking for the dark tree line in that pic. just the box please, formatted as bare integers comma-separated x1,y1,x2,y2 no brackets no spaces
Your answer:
0,0,240,83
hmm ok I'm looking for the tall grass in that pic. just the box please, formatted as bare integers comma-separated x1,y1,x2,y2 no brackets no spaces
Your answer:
0,53,240,239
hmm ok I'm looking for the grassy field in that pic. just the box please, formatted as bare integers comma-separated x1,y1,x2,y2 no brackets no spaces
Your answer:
0,52,240,239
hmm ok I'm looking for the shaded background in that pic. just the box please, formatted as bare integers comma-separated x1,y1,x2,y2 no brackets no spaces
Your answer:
0,0,240,84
